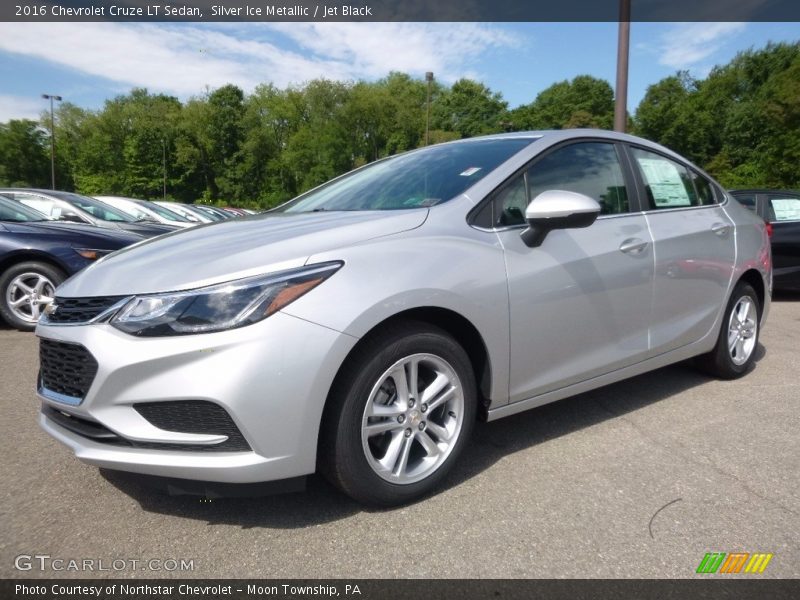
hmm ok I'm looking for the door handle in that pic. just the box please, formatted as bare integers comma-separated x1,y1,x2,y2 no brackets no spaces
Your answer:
711,222,732,237
619,238,649,255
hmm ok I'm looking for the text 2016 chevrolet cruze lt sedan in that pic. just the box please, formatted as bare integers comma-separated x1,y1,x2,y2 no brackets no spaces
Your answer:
36,130,771,505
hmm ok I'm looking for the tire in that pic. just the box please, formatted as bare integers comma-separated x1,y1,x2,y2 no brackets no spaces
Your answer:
0,261,65,331
319,321,477,506
697,282,760,379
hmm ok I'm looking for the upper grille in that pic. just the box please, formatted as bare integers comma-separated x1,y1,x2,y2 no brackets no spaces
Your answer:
134,401,251,451
39,339,98,400
46,295,126,324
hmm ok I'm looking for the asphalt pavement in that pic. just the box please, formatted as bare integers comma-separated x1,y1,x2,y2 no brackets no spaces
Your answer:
1,295,798,579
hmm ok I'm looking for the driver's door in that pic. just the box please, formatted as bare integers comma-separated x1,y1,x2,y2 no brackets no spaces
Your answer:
493,141,654,403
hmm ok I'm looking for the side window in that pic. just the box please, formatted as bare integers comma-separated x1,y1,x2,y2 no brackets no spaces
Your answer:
767,195,800,222
526,142,629,216
495,175,528,227
691,170,717,205
732,193,756,212
630,147,699,209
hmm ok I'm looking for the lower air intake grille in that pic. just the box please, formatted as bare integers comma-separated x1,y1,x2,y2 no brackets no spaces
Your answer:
42,403,251,453
39,339,98,400
47,295,126,324
133,401,251,452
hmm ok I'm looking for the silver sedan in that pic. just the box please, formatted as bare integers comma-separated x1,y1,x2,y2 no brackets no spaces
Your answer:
35,130,771,505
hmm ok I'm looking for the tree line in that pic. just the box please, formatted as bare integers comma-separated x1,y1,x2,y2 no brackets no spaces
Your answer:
0,42,797,208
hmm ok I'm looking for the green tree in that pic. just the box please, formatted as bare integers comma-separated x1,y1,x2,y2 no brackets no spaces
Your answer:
511,75,615,130
0,119,50,187
432,79,507,138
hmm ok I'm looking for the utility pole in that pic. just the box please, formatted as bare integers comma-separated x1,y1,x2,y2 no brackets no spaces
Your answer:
425,71,434,145
161,138,167,200
41,94,62,189
614,0,631,133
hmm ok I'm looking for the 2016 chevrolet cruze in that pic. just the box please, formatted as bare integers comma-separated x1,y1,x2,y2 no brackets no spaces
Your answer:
36,130,771,506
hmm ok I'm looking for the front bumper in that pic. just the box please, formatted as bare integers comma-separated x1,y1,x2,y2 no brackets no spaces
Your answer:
36,311,357,483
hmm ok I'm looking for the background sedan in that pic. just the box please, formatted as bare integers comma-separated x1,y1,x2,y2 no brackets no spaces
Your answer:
730,189,800,290
0,195,142,330
0,188,179,238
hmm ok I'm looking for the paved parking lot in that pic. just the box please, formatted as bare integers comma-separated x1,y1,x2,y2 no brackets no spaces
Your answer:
1,295,798,579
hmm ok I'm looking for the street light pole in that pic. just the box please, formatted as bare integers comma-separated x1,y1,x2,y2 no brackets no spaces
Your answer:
614,0,631,133
41,94,62,189
425,71,434,146
161,138,167,200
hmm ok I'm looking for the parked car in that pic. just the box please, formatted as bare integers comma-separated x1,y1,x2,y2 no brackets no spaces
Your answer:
730,189,800,290
1,189,179,238
35,130,770,505
94,196,194,229
222,207,249,217
152,201,212,223
0,195,142,331
194,204,234,221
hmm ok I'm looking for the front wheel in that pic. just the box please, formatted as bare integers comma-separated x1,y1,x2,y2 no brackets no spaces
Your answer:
319,322,477,506
697,282,760,379
0,262,65,331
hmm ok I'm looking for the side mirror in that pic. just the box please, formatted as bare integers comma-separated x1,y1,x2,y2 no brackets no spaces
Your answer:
520,190,601,248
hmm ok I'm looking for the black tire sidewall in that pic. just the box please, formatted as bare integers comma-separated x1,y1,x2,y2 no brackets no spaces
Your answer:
0,262,65,331
324,324,477,506
711,283,761,379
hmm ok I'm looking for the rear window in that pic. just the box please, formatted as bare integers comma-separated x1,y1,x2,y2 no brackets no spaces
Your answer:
732,193,756,211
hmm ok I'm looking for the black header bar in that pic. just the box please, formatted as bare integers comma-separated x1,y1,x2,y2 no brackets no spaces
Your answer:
3,0,800,22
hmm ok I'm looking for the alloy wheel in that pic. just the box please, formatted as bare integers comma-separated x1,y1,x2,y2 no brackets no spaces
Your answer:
361,353,465,484
5,272,56,324
727,295,757,366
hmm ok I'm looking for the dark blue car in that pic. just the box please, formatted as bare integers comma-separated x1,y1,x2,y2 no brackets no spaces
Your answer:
0,195,142,331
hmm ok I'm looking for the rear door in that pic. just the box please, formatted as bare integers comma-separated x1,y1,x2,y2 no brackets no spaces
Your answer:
493,140,654,402
626,146,735,354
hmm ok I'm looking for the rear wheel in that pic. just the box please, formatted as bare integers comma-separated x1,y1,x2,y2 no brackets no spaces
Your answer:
697,282,760,379
0,262,65,331
319,322,476,506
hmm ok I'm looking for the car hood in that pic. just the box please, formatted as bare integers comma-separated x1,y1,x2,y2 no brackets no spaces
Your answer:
57,209,428,296
113,221,178,237
1,220,144,245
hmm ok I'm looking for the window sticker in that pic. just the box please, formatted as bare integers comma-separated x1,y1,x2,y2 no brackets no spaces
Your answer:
459,167,482,177
771,198,800,221
637,158,691,207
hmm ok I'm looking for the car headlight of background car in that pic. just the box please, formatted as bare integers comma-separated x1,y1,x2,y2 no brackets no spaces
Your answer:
73,248,115,260
110,261,342,336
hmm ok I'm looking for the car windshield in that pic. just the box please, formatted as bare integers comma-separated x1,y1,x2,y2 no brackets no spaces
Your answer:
102,199,152,221
136,200,189,222
0,195,52,222
277,137,536,213
49,191,135,222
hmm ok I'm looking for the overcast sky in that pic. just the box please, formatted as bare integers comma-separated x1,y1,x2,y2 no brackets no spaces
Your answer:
0,21,797,122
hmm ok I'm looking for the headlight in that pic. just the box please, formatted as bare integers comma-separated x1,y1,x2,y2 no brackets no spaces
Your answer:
110,261,342,336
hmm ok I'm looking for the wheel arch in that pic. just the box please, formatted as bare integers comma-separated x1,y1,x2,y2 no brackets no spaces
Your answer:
737,268,766,314
0,250,71,280
316,306,492,465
